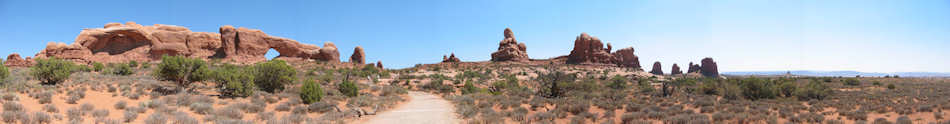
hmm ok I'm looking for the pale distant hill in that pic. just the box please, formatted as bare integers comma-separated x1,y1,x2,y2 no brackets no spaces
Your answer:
722,70,950,77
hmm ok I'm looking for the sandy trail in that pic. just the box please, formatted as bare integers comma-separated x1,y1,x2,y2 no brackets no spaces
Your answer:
362,91,460,124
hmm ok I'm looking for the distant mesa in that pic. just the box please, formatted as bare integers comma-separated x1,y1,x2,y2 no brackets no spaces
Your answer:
442,53,460,63
671,63,682,75
490,28,530,62
566,32,641,68
21,22,369,65
649,61,663,75
350,46,365,64
4,53,33,67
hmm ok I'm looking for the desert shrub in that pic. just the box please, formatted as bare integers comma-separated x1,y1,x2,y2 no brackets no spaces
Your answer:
537,70,576,98
461,81,480,95
66,108,82,121
112,63,134,75
422,79,453,94
308,102,337,113
887,84,896,90
0,61,8,81
43,104,58,113
31,58,75,85
300,79,325,104
380,85,408,96
92,109,109,118
189,103,212,114
80,103,95,111
123,110,138,122
872,81,882,86
844,78,860,86
0,111,19,123
253,60,296,93
114,101,127,110
172,114,198,124
895,116,911,124
739,77,777,100
153,56,209,89
92,62,105,72
719,81,742,100
144,113,167,124
35,91,53,104
776,81,797,97
565,99,590,115
214,106,243,119
128,61,138,68
275,103,291,111
338,80,359,97
3,102,22,112
607,75,628,90
257,111,274,121
795,80,832,100
33,111,50,124
212,65,255,97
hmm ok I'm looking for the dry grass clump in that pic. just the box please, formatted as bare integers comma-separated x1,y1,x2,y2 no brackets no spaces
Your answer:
144,113,167,124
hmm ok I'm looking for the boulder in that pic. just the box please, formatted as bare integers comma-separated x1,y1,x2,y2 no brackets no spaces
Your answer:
701,58,719,77
649,61,663,75
442,53,460,63
490,28,530,62
4,53,32,67
687,62,701,73
671,64,682,75
315,42,340,62
350,46,365,64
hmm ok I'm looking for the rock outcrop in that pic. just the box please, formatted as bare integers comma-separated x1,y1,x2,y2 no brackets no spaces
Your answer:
442,53,460,63
649,62,663,75
376,60,384,69
671,64,682,75
566,33,641,68
687,62,701,73
4,53,33,67
350,46,365,64
34,22,341,64
490,28,529,62
700,58,719,77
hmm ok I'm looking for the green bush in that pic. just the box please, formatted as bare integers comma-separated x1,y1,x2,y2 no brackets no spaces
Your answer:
461,81,479,95
128,61,138,68
795,81,832,100
31,58,75,85
212,65,255,97
253,60,296,93
887,84,896,90
872,81,882,86
153,56,210,88
607,75,627,90
739,78,777,100
422,79,454,94
92,62,104,72
112,63,134,76
844,78,860,86
300,79,324,104
776,81,797,97
0,61,8,81
537,70,576,98
338,80,359,97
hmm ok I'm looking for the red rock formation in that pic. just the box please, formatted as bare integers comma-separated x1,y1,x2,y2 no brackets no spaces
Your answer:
701,58,719,77
490,28,529,62
350,46,365,64
376,60,384,69
671,63,682,75
687,62,701,73
567,33,641,68
4,53,33,67
34,22,340,64
442,53,460,63
649,61,663,75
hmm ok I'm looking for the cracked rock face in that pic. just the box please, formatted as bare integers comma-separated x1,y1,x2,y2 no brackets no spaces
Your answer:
34,22,341,65
490,28,530,62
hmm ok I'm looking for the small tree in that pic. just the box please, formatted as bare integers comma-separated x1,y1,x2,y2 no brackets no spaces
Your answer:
31,58,75,85
213,65,255,97
844,78,860,86
153,56,209,89
253,60,296,93
537,69,575,98
0,60,8,81
795,80,832,100
338,78,359,97
300,79,324,104
112,63,134,76
92,62,105,72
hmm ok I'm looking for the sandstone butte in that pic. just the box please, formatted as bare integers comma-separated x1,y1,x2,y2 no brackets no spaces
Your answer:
3,24,719,77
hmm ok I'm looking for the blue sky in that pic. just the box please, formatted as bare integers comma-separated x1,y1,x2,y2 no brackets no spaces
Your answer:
1,0,948,72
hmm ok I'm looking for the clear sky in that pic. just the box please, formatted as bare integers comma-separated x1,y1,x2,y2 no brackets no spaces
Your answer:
1,0,948,72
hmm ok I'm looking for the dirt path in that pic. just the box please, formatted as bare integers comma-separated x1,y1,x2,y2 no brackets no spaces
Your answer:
362,91,460,124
